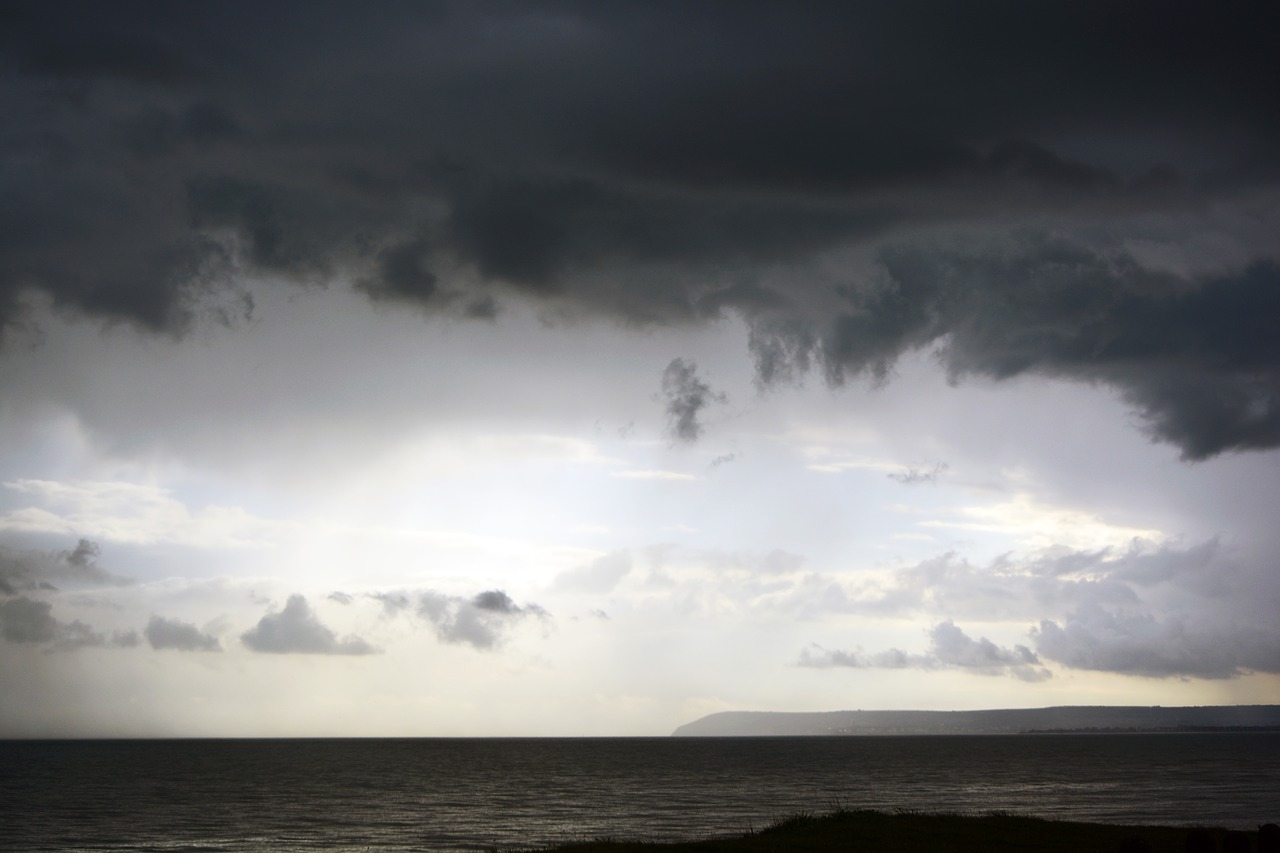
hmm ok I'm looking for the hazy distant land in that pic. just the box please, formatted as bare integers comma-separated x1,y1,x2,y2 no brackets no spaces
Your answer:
672,705,1280,736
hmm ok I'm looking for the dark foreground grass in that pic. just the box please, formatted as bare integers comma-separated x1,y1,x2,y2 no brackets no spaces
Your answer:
531,809,1258,853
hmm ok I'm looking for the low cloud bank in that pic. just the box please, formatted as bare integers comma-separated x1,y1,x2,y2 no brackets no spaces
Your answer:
801,620,1051,682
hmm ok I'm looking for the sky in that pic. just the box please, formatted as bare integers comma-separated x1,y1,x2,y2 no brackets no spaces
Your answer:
2,0,1279,737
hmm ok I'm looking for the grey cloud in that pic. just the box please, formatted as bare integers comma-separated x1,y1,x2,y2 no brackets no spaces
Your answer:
790,539,1263,625
358,236,439,304
118,103,240,160
441,173,892,301
552,551,632,594
3,3,1280,456
801,620,1050,681
888,462,949,485
1032,605,1280,679
0,597,58,643
750,317,818,389
0,595,133,649
799,644,924,670
981,140,1121,192
370,591,414,616
0,539,132,593
661,358,726,444
472,590,519,613
241,594,377,655
9,10,202,86
787,536,1280,680
145,615,221,652
65,539,98,567
647,536,1271,653
753,238,1280,459
111,630,140,648
793,535,1280,681
928,620,1050,682
414,589,548,651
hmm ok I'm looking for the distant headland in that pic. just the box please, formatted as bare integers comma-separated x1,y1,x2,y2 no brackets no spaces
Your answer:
671,705,1280,736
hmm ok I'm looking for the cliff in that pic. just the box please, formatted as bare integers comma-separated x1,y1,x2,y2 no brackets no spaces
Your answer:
671,705,1280,736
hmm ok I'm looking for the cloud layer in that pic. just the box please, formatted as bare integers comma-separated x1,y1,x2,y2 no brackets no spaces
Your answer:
796,537,1280,681
3,3,1279,456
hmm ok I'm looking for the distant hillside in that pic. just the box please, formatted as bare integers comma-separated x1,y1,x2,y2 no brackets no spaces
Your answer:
671,705,1280,736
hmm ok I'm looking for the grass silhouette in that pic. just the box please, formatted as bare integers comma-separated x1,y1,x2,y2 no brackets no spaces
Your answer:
527,809,1254,853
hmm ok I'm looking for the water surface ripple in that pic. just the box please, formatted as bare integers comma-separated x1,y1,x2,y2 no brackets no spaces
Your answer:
2,734,1276,852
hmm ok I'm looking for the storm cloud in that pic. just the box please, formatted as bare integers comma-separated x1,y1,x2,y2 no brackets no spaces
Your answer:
751,240,1280,459
4,3,1280,456
3,1,1280,738
660,359,726,444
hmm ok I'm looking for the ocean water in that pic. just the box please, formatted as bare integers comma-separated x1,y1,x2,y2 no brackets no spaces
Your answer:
2,734,1277,851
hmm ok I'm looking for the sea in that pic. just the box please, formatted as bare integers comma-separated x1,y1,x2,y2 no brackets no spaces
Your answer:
2,734,1277,852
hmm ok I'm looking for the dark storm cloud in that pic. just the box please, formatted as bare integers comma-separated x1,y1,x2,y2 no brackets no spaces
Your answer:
413,589,548,651
241,594,377,655
145,615,221,652
0,539,131,592
800,620,1050,681
660,359,726,444
751,239,1280,459
4,2,1280,455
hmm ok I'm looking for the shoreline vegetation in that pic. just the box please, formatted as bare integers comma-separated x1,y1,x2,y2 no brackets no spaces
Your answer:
531,810,1277,853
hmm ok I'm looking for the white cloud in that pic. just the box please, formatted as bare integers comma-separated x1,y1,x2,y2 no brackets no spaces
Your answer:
919,492,1164,552
552,550,633,594
1,479,280,548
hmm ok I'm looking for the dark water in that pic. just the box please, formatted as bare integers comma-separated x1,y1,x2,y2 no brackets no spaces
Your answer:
2,735,1277,852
